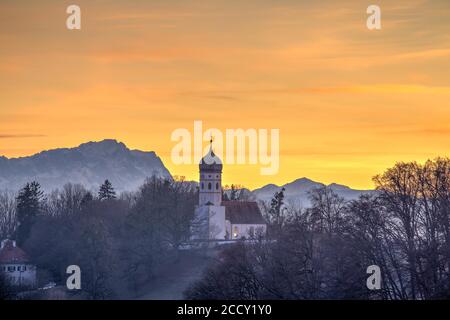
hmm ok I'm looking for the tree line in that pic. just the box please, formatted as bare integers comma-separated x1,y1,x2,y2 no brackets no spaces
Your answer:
0,177,197,299
1,158,450,299
186,158,450,300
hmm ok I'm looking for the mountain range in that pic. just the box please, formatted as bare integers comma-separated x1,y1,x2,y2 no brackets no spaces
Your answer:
252,177,373,207
0,139,171,192
0,139,373,204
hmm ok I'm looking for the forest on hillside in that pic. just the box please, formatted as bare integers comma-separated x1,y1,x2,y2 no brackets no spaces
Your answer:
1,158,450,300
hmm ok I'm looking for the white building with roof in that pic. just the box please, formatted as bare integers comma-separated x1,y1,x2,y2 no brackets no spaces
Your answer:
0,239,37,288
193,141,267,240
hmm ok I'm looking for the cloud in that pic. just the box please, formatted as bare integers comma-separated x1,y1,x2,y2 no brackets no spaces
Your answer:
0,134,46,139
383,127,450,135
283,84,450,95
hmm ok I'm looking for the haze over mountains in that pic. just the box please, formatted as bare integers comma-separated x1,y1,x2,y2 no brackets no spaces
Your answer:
0,139,171,192
0,139,373,205
252,177,373,207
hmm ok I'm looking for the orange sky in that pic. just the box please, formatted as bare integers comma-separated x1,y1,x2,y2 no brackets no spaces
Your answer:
1,0,450,190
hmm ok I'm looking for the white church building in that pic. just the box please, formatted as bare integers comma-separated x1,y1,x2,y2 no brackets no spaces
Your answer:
0,239,37,288
193,143,267,240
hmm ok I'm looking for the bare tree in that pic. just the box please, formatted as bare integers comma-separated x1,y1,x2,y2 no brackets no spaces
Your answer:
0,190,17,239
307,186,346,234
45,183,89,217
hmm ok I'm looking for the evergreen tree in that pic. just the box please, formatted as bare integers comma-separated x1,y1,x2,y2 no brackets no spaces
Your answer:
230,184,238,201
15,181,44,245
268,187,285,234
98,180,116,201
81,191,94,209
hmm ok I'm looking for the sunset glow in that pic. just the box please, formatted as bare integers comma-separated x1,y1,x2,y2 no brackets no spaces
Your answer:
1,0,450,189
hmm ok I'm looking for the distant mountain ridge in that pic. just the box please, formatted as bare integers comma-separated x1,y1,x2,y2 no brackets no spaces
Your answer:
0,139,171,192
0,140,373,205
252,177,374,207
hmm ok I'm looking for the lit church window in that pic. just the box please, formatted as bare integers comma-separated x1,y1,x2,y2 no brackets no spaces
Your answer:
233,226,239,238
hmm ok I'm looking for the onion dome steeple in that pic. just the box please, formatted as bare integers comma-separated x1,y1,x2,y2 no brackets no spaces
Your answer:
199,137,222,173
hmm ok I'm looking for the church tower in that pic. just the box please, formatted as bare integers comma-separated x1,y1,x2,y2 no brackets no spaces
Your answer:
193,139,226,240
198,139,222,206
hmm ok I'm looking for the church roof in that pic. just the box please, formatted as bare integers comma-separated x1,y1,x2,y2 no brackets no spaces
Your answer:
223,201,266,225
199,147,223,172
0,240,31,264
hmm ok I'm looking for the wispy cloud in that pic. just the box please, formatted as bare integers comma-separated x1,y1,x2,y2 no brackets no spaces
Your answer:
0,134,46,139
283,84,450,95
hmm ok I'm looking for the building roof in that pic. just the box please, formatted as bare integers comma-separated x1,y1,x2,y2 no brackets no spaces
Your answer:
223,201,266,225
199,143,223,172
0,239,31,264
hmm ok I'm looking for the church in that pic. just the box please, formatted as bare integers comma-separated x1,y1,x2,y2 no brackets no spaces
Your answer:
193,142,267,240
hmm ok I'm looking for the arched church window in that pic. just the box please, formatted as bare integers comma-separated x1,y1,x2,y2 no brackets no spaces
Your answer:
216,182,219,190
201,183,204,189
208,182,212,190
